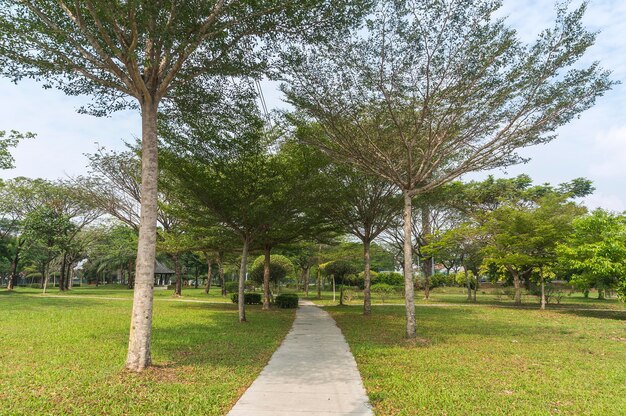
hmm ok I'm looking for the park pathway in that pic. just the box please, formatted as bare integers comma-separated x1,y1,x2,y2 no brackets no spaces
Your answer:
227,300,374,416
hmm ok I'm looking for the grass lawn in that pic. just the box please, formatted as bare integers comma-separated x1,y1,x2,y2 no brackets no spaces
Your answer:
0,289,295,415
328,303,626,416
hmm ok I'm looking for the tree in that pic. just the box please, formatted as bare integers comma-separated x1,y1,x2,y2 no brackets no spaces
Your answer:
0,130,34,170
283,0,613,338
482,195,585,307
322,165,399,314
1,0,369,372
249,254,294,291
322,260,358,306
557,210,626,301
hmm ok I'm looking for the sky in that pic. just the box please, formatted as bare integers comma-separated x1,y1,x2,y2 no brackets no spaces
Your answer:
0,0,624,211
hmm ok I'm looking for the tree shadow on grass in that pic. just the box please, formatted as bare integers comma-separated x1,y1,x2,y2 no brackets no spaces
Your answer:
557,308,626,321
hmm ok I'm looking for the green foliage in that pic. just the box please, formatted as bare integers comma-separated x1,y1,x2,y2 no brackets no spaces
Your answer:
370,283,396,304
274,293,299,308
249,255,295,285
373,271,403,286
557,209,626,300
0,130,34,169
322,260,359,285
231,293,262,305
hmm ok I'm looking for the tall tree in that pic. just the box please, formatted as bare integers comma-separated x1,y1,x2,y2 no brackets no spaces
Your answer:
1,0,370,371
283,0,613,338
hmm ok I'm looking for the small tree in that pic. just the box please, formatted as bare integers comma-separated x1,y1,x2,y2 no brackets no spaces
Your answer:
323,260,358,305
557,210,626,300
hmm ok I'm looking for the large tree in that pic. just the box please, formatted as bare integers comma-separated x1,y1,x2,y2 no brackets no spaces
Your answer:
283,0,613,337
0,0,369,371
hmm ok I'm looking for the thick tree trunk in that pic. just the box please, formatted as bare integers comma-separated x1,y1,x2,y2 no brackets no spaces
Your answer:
403,192,417,338
238,239,249,322
204,255,212,294
363,238,372,315
126,101,159,372
262,245,271,310
512,270,522,306
421,207,432,300
173,254,182,296
218,251,225,296
466,269,472,301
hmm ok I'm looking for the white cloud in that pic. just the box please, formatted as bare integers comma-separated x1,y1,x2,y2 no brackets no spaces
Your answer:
583,193,625,212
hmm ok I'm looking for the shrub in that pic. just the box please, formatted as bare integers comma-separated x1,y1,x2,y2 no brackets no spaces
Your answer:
374,272,404,286
249,255,295,285
231,293,262,305
275,293,299,308
371,283,396,304
224,281,239,293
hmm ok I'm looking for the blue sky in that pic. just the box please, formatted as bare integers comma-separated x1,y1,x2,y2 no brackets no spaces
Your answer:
0,0,624,211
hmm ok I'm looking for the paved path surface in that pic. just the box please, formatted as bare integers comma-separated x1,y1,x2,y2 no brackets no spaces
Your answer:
227,300,374,416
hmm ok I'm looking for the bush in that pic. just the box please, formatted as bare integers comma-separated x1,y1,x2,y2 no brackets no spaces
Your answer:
374,272,404,286
224,281,239,293
371,283,396,304
275,293,299,308
231,293,262,305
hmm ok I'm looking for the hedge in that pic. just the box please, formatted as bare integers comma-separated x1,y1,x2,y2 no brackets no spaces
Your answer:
274,293,299,308
230,293,262,305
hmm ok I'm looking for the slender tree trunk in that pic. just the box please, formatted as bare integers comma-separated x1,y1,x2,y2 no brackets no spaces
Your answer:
127,261,134,289
512,270,522,306
59,253,67,292
204,254,212,294
421,207,432,300
262,245,271,310
363,238,372,315
465,269,472,301
218,251,225,296
173,254,182,296
42,264,49,294
7,243,21,291
472,277,477,303
332,275,336,302
126,100,159,372
339,283,344,306
238,238,249,322
403,192,417,338
316,266,321,299
539,271,546,311
304,267,310,298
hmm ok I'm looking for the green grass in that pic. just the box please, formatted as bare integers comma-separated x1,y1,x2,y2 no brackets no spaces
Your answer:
303,287,625,310
0,289,295,415
328,303,626,416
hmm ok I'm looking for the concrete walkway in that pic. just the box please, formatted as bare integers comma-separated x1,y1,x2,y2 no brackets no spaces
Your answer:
227,301,373,416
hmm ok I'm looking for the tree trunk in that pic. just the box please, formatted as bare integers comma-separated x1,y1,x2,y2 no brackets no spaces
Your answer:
238,238,249,322
204,255,212,294
218,251,225,296
42,264,49,294
262,244,271,310
363,238,372,315
421,207,432,300
539,272,546,311
332,275,336,302
64,260,72,290
304,267,310,298
316,266,321,299
127,261,134,289
403,191,417,338
472,278,477,303
512,270,522,306
7,242,21,290
126,100,159,372
59,253,67,292
173,254,182,296
466,269,472,301
339,283,344,306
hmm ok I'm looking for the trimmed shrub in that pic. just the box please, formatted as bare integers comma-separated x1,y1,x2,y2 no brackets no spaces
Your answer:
231,293,262,305
224,281,239,293
371,283,396,304
374,272,404,286
275,293,299,308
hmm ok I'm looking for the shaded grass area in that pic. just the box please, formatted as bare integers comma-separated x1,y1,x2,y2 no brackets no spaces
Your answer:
6,284,233,302
0,291,295,415
305,287,624,310
328,304,626,416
